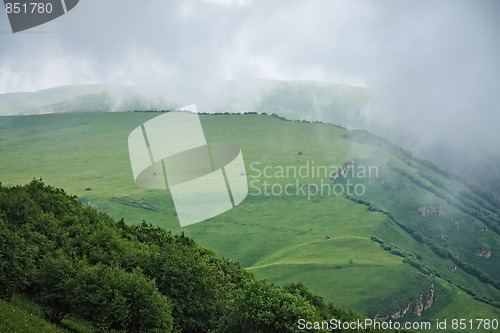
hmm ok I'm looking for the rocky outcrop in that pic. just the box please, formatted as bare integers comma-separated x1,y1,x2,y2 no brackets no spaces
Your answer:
376,283,436,321
330,161,354,183
418,205,445,217
475,249,492,258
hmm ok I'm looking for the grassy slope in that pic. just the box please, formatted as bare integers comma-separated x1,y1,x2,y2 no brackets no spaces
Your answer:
4,80,498,199
0,112,498,331
0,295,93,333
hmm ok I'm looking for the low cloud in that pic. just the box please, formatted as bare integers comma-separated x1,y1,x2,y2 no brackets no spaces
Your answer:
1,0,499,177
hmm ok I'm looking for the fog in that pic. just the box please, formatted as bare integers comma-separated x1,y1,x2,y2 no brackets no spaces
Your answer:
1,0,499,190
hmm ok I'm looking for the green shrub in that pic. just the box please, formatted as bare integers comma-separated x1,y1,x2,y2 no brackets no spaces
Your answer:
71,264,173,332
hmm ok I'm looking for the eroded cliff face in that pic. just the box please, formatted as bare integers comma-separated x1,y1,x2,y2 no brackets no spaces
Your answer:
376,283,436,321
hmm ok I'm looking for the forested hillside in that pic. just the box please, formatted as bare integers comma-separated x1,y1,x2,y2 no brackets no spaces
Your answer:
0,180,400,332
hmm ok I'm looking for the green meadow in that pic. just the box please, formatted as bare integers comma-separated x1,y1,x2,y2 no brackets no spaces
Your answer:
1,111,499,331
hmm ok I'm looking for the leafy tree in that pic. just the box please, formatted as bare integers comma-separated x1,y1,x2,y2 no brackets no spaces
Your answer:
71,264,173,332
222,279,326,333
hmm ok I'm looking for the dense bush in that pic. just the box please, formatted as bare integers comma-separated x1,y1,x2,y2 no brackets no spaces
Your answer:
71,264,173,332
221,279,325,332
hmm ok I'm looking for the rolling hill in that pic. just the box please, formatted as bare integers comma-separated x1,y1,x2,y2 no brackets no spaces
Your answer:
0,80,369,124
0,84,173,116
0,110,499,332
5,81,498,201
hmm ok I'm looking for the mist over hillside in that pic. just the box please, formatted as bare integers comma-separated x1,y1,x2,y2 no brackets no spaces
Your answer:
0,84,176,115
2,0,499,195
2,78,499,199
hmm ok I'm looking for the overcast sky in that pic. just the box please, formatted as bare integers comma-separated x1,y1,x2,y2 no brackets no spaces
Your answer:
1,0,499,160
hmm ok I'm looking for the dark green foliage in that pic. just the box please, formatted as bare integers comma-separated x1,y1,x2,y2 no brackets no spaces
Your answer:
32,252,76,323
284,282,326,311
71,264,173,332
271,113,290,121
0,180,396,332
0,219,34,300
221,279,324,333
